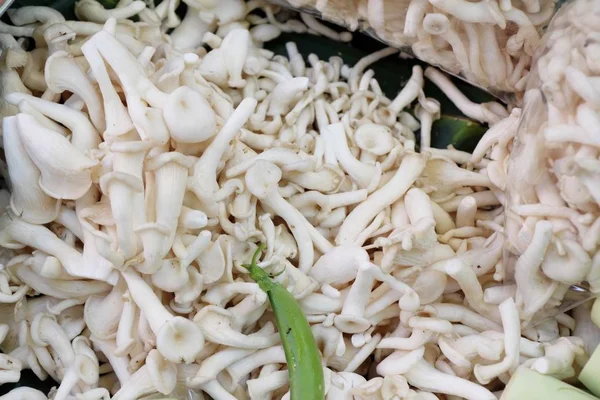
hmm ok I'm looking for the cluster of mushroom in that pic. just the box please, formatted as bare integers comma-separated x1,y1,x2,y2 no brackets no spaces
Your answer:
0,0,596,399
278,0,557,94
501,0,600,353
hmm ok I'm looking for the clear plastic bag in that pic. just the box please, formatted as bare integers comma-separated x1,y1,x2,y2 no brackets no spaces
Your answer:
504,0,600,322
270,0,565,101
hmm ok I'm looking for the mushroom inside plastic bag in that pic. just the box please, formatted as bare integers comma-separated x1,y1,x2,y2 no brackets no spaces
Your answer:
502,0,600,328
269,0,566,101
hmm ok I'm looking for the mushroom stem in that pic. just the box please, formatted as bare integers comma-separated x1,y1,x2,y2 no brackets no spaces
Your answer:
336,147,426,245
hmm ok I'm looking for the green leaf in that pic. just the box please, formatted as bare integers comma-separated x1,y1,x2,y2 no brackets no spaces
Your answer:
431,116,487,153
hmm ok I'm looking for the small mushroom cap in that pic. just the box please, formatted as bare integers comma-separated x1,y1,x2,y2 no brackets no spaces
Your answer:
310,245,370,286
151,259,189,292
75,354,100,385
354,124,395,155
422,13,450,36
146,349,177,395
163,87,217,143
333,314,371,334
156,316,205,364
245,160,283,199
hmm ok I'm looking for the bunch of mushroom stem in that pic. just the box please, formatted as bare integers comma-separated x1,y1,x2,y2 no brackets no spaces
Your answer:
0,1,597,400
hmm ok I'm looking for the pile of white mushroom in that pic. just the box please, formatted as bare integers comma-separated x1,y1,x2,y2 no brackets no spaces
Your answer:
274,0,557,94
0,0,597,399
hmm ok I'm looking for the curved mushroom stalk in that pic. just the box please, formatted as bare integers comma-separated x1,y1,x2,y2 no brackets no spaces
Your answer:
86,28,167,108
2,116,60,224
43,50,105,132
337,145,427,246
190,97,257,217
0,211,90,280
245,161,315,272
247,370,288,400
80,41,133,138
188,347,257,388
194,306,280,349
473,297,520,384
111,354,174,400
442,259,500,322
415,98,441,150
83,280,126,340
75,0,146,23
202,282,264,307
146,152,196,255
91,336,131,385
113,291,137,357
219,29,250,88
170,5,214,50
335,261,420,334
54,337,99,400
30,314,75,368
99,171,143,261
225,148,308,178
425,67,506,123
405,359,496,400
388,65,424,114
401,188,437,250
121,270,204,363
134,222,169,274
323,123,382,191
76,192,119,283
514,220,558,319
164,87,216,143
225,345,286,384
6,93,101,151
15,113,97,200
99,141,150,260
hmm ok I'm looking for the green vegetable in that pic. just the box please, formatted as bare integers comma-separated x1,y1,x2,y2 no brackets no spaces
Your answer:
243,244,325,400
579,344,600,397
501,367,597,400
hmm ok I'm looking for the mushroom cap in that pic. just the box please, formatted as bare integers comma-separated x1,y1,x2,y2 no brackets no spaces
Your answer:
422,13,450,36
74,354,100,386
163,87,217,143
151,259,189,292
156,316,205,364
333,314,371,334
309,245,370,286
146,349,177,395
354,124,395,156
245,160,283,199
